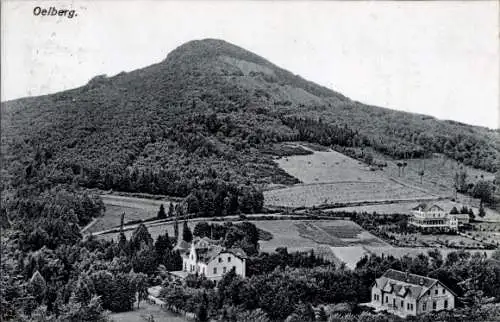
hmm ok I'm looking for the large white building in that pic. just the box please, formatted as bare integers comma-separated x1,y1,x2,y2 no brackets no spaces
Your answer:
368,269,456,317
179,238,247,281
408,203,469,231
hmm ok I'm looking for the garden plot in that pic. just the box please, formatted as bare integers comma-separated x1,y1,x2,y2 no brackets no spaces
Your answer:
253,220,387,252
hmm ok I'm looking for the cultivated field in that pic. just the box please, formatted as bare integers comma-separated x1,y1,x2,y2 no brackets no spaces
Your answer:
265,181,435,208
86,194,176,234
249,219,387,267
265,149,441,208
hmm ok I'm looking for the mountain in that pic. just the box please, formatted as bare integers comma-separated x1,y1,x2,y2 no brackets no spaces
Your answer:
2,39,498,202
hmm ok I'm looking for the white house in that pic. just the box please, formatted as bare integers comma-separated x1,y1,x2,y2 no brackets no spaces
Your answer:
408,203,469,231
368,269,456,317
180,238,247,281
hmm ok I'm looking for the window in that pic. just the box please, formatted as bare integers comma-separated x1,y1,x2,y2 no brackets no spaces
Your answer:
228,256,231,262
213,267,217,274
393,299,395,307
385,296,388,303
444,300,448,309
423,303,426,311
411,304,414,310
374,294,377,301
432,301,436,310
442,289,446,294
400,300,404,308
407,303,410,310
435,289,438,295
218,258,222,263
223,267,227,274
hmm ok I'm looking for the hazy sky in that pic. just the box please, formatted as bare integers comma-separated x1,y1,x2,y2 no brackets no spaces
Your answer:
2,1,499,128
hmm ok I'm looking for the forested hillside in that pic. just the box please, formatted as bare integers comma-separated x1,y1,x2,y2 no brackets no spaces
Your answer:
2,39,498,200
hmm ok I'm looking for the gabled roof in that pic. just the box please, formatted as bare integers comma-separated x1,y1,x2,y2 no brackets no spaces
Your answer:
383,269,436,288
411,203,444,212
374,269,457,299
195,246,248,264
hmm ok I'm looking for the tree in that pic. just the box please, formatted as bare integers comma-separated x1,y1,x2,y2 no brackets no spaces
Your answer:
418,169,425,184
130,224,153,252
174,217,179,242
132,273,148,309
397,162,402,177
318,307,328,321
154,231,172,256
182,221,193,243
454,168,468,193
478,204,486,218
472,180,494,207
157,204,166,220
193,222,211,238
450,206,459,214
72,273,95,305
29,270,47,304
168,202,175,217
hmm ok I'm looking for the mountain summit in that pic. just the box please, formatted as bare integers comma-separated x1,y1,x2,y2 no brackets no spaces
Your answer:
1,39,498,196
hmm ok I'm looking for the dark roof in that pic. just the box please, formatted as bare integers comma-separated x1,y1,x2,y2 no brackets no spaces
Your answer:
382,269,436,288
411,203,444,212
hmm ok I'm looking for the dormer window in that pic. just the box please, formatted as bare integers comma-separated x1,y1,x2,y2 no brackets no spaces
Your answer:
218,257,222,263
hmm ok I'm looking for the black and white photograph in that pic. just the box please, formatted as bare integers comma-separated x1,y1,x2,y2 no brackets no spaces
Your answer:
1,1,499,321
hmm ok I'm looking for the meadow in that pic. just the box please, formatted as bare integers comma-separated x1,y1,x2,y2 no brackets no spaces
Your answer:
86,194,176,233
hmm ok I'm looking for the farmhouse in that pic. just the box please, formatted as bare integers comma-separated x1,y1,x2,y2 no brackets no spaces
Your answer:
408,203,469,231
176,237,247,281
368,269,456,317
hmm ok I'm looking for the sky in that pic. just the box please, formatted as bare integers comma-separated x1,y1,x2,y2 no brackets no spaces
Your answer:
2,1,499,129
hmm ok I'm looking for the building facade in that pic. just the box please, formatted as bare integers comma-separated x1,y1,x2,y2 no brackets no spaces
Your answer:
408,203,469,231
181,238,246,281
369,269,456,317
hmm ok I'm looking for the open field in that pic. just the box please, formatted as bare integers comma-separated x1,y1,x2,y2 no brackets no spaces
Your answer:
379,152,495,196
274,149,388,184
264,181,436,208
265,149,442,208
86,195,177,234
